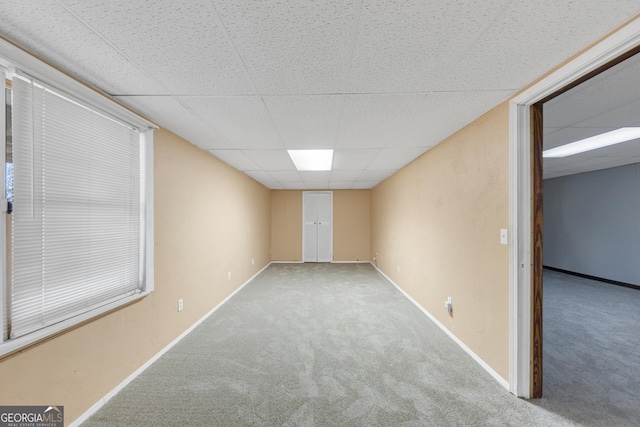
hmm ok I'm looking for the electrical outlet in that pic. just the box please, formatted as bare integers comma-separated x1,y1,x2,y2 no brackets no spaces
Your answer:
251,258,255,265
178,298,183,312
397,265,400,273
228,271,231,280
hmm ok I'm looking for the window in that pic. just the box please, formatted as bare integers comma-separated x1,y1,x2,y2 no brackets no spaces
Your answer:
1,40,155,356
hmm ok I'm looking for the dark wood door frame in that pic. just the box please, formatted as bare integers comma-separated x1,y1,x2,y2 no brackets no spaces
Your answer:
531,103,544,398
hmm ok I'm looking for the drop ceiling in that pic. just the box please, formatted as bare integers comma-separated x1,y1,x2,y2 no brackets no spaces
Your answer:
0,1,638,189
544,51,640,179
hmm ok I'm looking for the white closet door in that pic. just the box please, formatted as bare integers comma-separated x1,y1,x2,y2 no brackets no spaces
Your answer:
303,193,319,262
316,193,332,262
302,192,332,262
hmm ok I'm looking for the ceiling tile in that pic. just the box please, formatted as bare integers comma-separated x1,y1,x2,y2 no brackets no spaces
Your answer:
348,0,510,93
304,182,330,189
0,0,167,95
180,97,283,149
436,1,640,91
115,96,233,150
300,172,332,183
330,170,364,181
391,90,513,148
327,182,355,190
267,171,303,183
351,181,380,190
337,94,425,149
263,95,343,149
544,127,563,137
545,57,640,128
243,150,296,171
60,0,254,95
281,182,308,190
208,150,259,171
212,0,360,94
333,149,380,170
574,99,640,129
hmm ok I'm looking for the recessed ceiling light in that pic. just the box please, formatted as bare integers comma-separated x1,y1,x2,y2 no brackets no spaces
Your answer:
543,127,640,158
288,149,333,171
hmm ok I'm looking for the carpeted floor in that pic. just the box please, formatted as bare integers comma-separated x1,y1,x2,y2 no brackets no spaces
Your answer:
83,263,574,426
532,269,640,427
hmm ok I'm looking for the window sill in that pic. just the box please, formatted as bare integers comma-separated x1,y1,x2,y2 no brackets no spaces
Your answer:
0,291,151,360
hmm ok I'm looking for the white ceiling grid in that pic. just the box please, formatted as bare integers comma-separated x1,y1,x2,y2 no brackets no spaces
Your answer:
0,1,639,188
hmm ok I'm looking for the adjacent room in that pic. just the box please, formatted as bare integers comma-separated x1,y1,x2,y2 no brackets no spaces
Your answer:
537,51,640,425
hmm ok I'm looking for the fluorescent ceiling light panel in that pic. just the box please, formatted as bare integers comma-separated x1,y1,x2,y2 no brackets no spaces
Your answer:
543,127,640,158
288,149,333,171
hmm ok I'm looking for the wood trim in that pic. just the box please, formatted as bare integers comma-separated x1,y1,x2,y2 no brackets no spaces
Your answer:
531,103,544,398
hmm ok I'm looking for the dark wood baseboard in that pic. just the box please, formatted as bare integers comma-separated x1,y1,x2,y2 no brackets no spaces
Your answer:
543,266,639,290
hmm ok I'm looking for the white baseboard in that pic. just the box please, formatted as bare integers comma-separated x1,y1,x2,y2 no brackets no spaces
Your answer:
273,260,371,264
370,262,510,391
331,260,370,264
70,262,272,427
271,259,371,264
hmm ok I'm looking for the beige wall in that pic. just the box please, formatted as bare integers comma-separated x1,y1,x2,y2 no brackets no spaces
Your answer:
271,190,371,262
370,102,510,380
333,190,370,261
0,128,272,424
271,190,303,261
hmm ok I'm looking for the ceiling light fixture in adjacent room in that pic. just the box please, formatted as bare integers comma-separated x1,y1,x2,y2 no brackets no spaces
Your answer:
288,149,333,171
543,127,640,158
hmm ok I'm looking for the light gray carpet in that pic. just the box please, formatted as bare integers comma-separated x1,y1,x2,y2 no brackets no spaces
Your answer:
532,269,640,427
83,263,573,426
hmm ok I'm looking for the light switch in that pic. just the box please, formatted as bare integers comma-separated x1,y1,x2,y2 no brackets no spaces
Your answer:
500,229,508,245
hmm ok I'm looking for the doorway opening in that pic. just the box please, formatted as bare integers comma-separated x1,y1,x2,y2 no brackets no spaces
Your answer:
535,50,640,425
509,18,640,400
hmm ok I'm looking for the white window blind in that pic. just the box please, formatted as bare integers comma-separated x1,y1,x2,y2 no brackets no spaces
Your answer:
10,76,144,339
1,69,7,343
